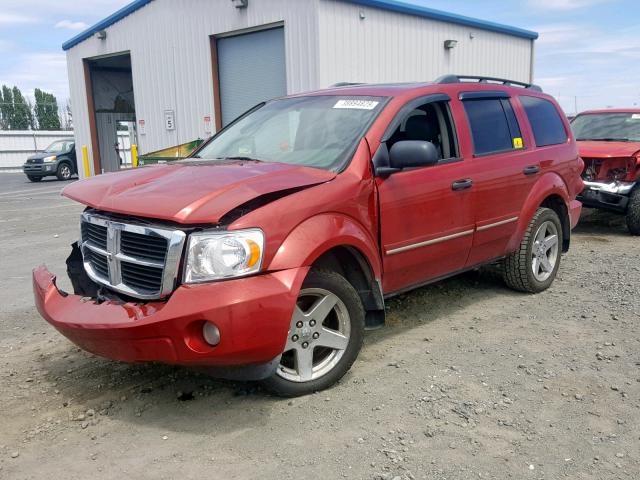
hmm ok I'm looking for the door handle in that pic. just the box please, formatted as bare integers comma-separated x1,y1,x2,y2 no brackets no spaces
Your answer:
451,178,473,191
523,165,540,176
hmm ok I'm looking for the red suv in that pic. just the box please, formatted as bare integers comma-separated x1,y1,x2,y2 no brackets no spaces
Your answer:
571,109,640,234
34,76,583,396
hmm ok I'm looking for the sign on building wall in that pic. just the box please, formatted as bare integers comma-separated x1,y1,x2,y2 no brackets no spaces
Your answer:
138,119,146,135
204,115,212,136
164,110,175,131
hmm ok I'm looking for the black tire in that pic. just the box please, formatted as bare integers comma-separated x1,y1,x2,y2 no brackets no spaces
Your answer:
27,175,42,182
502,207,563,293
262,269,365,397
56,162,73,181
626,187,640,236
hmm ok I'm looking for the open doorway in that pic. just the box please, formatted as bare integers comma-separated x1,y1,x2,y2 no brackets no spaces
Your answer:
84,52,137,173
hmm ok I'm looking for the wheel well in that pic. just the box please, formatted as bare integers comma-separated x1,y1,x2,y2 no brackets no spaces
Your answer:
541,194,570,252
312,246,385,328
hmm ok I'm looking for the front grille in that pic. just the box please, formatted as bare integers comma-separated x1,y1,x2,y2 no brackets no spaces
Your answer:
121,231,167,262
80,212,186,300
82,223,108,250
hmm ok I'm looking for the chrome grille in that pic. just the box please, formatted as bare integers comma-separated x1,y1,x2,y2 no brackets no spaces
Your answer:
80,212,186,300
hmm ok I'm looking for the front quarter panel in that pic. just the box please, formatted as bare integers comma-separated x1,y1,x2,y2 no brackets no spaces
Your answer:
266,213,382,278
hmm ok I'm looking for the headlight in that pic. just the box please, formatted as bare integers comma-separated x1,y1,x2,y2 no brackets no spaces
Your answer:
183,228,264,283
43,155,57,163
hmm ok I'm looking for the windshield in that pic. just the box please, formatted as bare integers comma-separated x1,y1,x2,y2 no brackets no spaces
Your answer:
571,113,640,142
45,140,73,153
194,95,387,171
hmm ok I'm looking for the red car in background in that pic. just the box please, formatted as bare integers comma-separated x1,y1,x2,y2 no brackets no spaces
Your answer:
34,76,583,396
572,110,640,234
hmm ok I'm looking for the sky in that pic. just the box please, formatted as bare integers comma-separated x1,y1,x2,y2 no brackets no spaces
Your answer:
0,0,638,115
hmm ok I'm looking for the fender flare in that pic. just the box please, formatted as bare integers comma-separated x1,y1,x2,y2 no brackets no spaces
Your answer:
507,172,571,253
267,213,382,282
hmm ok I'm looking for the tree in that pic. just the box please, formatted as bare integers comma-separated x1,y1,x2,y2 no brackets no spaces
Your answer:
0,85,13,129
11,86,32,130
34,88,61,130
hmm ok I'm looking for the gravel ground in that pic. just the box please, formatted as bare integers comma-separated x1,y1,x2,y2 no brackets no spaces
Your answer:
1,172,639,480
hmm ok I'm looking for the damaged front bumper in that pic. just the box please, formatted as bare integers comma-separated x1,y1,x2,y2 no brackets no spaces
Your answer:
578,180,635,212
33,264,308,379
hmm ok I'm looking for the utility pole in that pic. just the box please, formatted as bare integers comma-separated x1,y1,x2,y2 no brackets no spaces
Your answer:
574,96,578,116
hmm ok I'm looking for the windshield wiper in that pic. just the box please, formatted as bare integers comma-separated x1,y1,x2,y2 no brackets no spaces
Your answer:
218,156,263,162
576,137,629,142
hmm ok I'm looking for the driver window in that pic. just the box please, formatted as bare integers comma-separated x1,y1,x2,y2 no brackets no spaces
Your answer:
387,101,458,161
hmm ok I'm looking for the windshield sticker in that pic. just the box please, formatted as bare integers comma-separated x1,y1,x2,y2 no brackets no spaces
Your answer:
333,99,379,110
631,114,640,120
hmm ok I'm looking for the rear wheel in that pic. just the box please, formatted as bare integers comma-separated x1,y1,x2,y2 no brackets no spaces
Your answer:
262,269,365,397
27,175,42,182
502,207,563,293
626,187,640,236
56,162,73,181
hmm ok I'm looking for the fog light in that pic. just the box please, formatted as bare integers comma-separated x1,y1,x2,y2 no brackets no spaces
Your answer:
202,322,220,346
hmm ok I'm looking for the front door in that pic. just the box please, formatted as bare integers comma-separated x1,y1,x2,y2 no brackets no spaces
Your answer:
376,97,475,294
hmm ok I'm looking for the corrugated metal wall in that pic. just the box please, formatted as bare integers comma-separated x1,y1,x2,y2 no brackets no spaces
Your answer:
0,131,74,169
317,0,533,87
66,0,321,177
66,0,532,178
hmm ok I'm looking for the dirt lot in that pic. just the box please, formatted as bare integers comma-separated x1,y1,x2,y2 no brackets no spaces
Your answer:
1,172,639,480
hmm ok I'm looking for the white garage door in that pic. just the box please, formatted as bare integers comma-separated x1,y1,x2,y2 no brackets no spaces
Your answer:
217,27,287,126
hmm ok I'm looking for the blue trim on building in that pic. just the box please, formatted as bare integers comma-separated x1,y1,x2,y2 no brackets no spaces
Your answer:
341,0,538,40
62,0,153,51
62,0,537,51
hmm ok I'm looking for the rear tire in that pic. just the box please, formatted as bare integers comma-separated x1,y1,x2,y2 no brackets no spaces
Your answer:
56,163,73,181
626,188,640,236
27,175,42,182
502,207,563,293
262,269,365,397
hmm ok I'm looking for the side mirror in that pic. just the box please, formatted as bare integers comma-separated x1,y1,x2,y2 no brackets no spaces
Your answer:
389,140,439,170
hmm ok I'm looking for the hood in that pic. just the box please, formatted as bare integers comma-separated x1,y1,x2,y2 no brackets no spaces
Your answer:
577,141,640,159
27,152,54,162
62,160,336,224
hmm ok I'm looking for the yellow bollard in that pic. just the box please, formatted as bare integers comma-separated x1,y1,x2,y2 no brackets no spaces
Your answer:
82,145,90,178
131,144,138,168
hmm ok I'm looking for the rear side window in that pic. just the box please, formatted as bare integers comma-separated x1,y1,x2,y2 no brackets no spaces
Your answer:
463,98,522,155
520,96,568,147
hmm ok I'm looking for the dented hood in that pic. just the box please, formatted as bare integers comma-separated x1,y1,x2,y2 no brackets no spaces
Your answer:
577,141,640,159
62,161,336,224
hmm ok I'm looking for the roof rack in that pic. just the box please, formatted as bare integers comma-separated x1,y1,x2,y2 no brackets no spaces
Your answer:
435,75,542,92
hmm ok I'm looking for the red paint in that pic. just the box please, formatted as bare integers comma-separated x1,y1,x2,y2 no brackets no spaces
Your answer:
36,81,582,368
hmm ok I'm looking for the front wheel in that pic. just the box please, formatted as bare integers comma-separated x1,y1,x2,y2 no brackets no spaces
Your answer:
262,269,365,397
502,207,563,293
626,188,640,236
56,163,73,181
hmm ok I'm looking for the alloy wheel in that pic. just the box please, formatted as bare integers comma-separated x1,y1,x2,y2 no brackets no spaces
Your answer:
60,164,72,180
276,288,351,383
531,220,559,282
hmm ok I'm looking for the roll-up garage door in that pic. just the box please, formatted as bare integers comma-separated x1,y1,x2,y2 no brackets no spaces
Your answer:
217,27,287,126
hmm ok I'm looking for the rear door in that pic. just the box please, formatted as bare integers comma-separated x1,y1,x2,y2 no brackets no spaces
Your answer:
376,95,475,293
456,91,539,266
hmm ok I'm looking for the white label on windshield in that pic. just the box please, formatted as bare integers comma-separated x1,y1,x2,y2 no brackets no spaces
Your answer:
333,99,379,110
631,114,640,120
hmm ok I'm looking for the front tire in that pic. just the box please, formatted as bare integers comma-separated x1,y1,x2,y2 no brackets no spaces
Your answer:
626,187,640,236
262,269,365,397
502,207,563,293
56,163,73,181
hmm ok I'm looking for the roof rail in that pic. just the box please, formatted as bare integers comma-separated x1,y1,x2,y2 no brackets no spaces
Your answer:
435,75,542,92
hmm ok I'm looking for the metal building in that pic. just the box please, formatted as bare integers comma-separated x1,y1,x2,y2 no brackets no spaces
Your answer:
63,0,538,177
